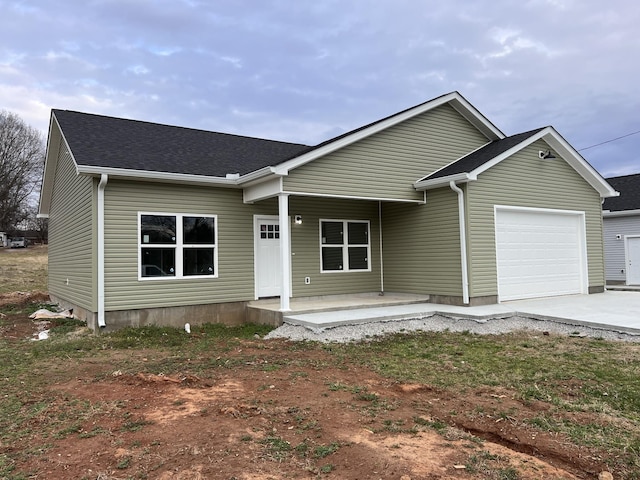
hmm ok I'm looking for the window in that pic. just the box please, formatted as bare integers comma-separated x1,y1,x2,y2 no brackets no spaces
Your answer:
139,213,217,279
320,220,370,272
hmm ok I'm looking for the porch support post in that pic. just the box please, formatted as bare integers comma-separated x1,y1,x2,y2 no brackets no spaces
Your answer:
278,193,291,311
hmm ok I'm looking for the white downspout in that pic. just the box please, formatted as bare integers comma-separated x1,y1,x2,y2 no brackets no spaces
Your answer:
449,181,470,305
378,201,384,295
97,174,108,327
278,193,291,311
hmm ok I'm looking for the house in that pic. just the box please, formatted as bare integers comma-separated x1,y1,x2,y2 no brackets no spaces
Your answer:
602,173,640,285
38,91,617,331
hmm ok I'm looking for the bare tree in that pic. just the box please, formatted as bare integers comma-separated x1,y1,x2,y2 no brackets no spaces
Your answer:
0,111,45,232
23,203,49,244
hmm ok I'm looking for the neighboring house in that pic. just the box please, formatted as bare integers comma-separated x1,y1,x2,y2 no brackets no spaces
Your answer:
603,173,640,285
38,91,617,331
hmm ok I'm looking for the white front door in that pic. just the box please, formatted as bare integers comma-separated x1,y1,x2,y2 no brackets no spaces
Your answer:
626,236,640,285
255,217,282,297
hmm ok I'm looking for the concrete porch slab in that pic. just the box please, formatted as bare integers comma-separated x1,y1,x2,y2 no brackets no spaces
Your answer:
283,291,640,335
249,292,431,314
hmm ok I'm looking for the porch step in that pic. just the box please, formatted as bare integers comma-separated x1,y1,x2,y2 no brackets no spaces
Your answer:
247,293,431,327
282,303,439,329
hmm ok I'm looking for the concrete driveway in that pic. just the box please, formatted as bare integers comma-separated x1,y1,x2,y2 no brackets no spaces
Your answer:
505,290,640,333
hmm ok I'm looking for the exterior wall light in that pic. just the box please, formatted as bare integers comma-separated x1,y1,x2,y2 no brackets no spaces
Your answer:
294,215,303,225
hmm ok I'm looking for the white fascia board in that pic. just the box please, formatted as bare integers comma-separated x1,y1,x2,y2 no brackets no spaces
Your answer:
243,177,283,203
603,209,640,218
76,165,239,187
272,92,503,176
447,95,505,140
538,128,619,198
414,140,492,184
414,172,473,191
282,189,426,204
38,114,59,216
467,128,552,180
39,113,76,216
467,126,618,199
237,166,280,186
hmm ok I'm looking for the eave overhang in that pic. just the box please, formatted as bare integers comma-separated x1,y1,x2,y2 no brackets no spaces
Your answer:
603,208,640,218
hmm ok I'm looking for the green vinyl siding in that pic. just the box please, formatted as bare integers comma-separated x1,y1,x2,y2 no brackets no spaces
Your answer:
289,197,380,296
283,104,489,201
47,141,96,310
466,140,605,297
381,187,462,296
103,181,276,310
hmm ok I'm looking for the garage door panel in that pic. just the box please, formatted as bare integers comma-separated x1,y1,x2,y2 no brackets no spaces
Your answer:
496,209,586,301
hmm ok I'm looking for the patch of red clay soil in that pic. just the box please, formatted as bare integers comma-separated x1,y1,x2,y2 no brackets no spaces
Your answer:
8,338,611,480
0,292,51,341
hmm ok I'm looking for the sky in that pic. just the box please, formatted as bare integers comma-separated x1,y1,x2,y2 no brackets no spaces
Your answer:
1,0,639,178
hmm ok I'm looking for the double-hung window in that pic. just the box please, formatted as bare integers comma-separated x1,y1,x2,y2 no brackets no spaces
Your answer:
139,213,217,279
320,220,370,272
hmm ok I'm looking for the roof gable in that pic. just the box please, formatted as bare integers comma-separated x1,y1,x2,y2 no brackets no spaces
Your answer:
603,174,640,212
271,91,504,175
414,126,617,198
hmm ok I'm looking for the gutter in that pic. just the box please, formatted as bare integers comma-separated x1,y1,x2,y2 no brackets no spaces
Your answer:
449,181,470,305
97,174,108,328
414,172,473,191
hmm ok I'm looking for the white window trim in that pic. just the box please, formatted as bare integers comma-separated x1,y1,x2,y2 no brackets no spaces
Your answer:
138,212,218,281
319,219,371,273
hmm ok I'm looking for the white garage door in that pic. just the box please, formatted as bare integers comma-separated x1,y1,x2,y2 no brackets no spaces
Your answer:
495,208,587,301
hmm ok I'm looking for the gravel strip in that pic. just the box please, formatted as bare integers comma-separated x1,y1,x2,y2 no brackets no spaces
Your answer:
264,313,640,343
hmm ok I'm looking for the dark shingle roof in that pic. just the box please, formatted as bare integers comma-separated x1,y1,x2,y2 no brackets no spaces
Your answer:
603,174,640,211
53,110,311,177
421,127,546,181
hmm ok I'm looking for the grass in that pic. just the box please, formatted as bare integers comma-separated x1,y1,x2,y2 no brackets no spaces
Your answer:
2,273,640,478
0,245,48,293
331,330,640,475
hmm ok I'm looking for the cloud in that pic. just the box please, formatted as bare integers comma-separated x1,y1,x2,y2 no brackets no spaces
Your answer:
0,0,637,176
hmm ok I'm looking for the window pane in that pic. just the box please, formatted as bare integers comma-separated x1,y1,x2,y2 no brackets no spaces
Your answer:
184,248,215,276
141,215,176,244
322,247,343,270
348,222,368,245
348,247,368,270
183,216,215,244
321,222,343,245
141,248,175,276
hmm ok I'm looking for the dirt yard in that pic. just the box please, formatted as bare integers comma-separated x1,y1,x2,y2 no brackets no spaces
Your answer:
0,292,616,480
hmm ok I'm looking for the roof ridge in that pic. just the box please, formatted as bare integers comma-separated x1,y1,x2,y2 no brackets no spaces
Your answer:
52,109,310,148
